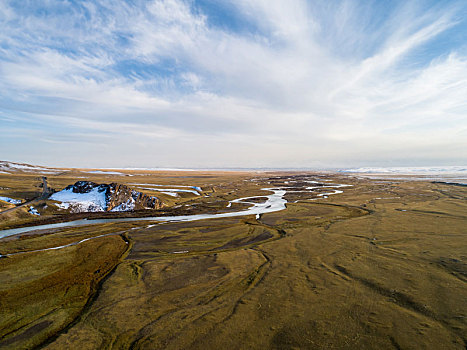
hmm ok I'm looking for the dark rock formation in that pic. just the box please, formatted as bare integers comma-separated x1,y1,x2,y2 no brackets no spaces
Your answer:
61,181,163,212
106,183,163,211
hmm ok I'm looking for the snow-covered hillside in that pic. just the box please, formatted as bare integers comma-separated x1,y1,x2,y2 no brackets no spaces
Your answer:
342,166,467,175
50,185,108,212
0,161,62,174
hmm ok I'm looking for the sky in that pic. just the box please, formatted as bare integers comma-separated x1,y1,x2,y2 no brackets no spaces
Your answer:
0,0,466,169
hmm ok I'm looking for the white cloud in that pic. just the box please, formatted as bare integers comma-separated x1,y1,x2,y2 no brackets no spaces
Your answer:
0,0,466,167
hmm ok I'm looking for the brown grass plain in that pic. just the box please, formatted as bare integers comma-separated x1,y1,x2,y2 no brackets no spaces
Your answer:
0,169,465,349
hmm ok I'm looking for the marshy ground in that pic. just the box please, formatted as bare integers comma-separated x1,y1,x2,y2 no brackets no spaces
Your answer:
0,170,466,349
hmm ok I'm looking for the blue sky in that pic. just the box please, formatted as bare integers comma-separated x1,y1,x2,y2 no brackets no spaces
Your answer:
1,0,466,168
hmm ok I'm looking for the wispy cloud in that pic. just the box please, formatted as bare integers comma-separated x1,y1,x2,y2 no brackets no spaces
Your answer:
0,0,466,167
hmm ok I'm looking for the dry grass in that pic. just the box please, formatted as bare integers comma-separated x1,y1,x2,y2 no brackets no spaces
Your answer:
0,234,128,350
0,172,466,349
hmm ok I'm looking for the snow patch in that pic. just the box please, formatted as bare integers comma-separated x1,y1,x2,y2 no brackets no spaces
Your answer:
110,197,135,212
28,207,40,216
87,170,125,175
138,187,200,195
50,187,107,212
0,196,22,204
160,191,179,197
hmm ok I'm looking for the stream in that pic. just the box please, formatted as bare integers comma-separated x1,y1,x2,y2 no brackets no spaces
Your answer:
0,188,287,240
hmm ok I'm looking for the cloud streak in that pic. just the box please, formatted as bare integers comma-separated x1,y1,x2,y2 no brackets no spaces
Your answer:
0,0,466,168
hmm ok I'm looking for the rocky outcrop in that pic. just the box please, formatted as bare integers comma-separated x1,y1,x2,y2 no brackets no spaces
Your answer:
51,181,163,212
106,183,162,211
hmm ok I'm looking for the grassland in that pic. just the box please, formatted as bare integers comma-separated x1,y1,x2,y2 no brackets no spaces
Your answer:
0,169,466,349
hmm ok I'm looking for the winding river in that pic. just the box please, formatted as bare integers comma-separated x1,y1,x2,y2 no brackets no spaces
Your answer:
0,188,287,240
